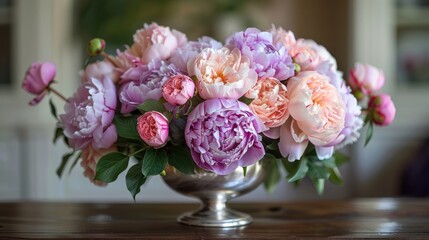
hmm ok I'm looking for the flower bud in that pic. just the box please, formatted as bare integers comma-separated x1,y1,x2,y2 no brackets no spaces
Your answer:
88,38,106,57
137,111,169,147
348,63,385,95
368,94,396,126
22,61,56,105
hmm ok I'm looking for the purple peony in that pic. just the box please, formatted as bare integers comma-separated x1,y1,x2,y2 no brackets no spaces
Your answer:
169,36,222,75
59,77,117,150
226,28,295,80
185,98,267,175
119,60,179,113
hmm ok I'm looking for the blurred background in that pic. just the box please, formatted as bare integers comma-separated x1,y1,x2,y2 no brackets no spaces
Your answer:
0,0,428,202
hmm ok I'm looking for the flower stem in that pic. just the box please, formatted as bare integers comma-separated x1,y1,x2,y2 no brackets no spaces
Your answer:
128,147,147,157
101,52,118,67
48,86,68,102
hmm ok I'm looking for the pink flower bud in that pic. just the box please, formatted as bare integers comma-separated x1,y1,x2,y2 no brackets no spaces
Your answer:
368,94,396,126
137,111,169,147
349,63,385,95
162,74,195,106
22,61,56,105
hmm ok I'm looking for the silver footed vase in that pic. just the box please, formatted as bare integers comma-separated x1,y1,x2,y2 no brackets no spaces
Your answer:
162,161,268,227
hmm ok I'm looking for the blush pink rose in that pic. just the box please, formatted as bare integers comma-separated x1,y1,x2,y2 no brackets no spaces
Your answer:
349,63,385,95
287,71,346,147
368,94,396,126
81,61,119,83
22,61,56,105
289,39,337,73
137,111,169,147
132,23,187,64
194,47,258,100
162,74,195,106
81,145,117,186
246,77,289,128
270,25,296,50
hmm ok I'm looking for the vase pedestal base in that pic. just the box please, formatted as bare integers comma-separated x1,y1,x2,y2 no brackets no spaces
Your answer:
178,207,252,227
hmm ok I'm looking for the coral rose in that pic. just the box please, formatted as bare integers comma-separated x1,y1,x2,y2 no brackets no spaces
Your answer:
246,77,289,128
137,111,169,147
162,74,195,106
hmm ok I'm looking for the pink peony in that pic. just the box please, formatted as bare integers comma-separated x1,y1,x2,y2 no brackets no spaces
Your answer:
132,23,187,64
137,111,169,147
59,77,117,150
368,94,396,126
289,39,337,74
81,61,119,83
279,71,346,161
162,74,195,106
349,63,385,95
185,98,266,175
246,77,289,128
22,61,56,105
193,47,258,100
81,145,117,186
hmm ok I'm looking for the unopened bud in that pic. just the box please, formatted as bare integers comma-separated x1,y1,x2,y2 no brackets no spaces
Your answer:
88,38,106,57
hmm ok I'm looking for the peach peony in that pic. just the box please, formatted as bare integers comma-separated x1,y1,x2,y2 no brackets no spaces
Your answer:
193,47,257,100
287,71,346,146
81,145,117,186
246,77,289,128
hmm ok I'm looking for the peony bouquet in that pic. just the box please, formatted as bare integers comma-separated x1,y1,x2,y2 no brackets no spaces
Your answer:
22,23,396,198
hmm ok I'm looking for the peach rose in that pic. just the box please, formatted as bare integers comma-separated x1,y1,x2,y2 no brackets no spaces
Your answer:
81,145,117,186
287,71,345,146
194,47,257,100
289,39,337,72
271,25,296,50
246,77,289,128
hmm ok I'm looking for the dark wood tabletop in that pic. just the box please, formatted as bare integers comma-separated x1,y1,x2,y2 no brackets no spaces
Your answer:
0,198,428,239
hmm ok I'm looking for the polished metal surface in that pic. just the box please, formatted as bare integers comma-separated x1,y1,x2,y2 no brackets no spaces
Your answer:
162,161,268,227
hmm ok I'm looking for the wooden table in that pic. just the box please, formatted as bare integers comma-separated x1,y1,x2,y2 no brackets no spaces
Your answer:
0,198,428,239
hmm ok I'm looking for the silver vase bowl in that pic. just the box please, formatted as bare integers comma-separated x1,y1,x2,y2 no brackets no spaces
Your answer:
162,161,268,227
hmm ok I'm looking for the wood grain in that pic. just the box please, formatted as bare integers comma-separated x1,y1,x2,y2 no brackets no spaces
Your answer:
0,199,428,239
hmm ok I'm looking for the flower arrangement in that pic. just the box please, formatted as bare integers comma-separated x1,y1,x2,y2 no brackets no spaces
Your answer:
22,23,396,198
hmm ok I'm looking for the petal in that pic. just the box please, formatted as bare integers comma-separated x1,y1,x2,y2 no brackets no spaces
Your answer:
278,121,308,161
315,146,334,160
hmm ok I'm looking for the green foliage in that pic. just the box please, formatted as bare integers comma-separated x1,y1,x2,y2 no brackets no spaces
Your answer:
49,98,57,119
95,152,130,183
56,151,74,178
285,157,309,182
141,148,167,177
168,145,195,174
137,99,166,113
262,154,280,193
126,162,147,201
114,115,141,141
68,152,82,175
52,127,63,144
365,121,374,147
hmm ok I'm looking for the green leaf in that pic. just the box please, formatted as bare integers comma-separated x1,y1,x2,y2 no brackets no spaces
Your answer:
114,115,141,141
310,177,325,195
49,98,58,119
238,96,254,105
56,151,74,178
329,167,343,185
137,99,166,113
287,157,309,182
320,157,336,168
142,148,167,177
333,151,349,166
168,145,195,174
53,127,64,144
266,141,279,151
364,121,374,147
68,152,81,175
95,152,130,183
308,162,330,180
126,162,147,201
264,159,281,193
